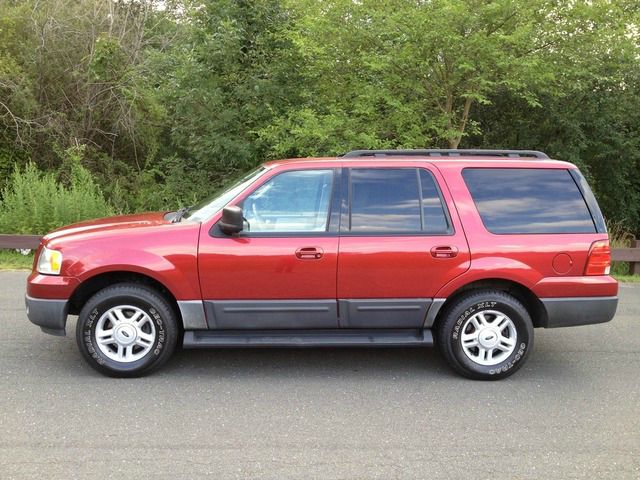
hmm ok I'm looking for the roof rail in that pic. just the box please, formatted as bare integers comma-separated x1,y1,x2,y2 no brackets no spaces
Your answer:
342,149,550,159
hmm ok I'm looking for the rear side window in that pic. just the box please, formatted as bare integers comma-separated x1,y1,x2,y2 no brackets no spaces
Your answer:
420,170,450,234
348,168,451,234
462,168,596,234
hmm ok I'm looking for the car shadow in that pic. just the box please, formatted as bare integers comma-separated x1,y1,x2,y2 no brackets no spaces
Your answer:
162,346,454,381
26,318,576,382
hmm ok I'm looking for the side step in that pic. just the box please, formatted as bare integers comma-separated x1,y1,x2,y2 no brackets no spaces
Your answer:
183,329,433,348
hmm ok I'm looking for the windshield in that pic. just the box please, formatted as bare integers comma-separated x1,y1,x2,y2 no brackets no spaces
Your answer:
183,166,268,222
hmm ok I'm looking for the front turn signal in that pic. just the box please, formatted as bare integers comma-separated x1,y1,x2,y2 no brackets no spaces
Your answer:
37,246,63,275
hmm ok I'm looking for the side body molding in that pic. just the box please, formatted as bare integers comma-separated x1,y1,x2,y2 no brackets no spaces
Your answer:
190,298,442,330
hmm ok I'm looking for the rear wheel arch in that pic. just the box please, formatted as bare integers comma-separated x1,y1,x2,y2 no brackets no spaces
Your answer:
432,278,547,330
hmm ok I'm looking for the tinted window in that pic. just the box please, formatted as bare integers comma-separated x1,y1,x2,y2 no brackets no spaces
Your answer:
462,168,596,234
349,168,450,233
242,170,333,232
420,170,450,234
569,169,607,233
350,169,421,232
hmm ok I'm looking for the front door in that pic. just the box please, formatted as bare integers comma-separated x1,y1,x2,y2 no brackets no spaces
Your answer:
337,166,470,328
198,168,340,329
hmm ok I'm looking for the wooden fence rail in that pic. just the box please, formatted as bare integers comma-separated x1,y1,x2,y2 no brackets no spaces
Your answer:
0,234,42,250
616,239,640,275
1,234,639,274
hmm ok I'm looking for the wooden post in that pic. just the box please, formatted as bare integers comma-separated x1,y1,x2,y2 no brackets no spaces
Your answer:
631,239,640,276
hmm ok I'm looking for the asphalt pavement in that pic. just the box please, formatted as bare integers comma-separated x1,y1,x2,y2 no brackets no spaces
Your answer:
0,271,638,479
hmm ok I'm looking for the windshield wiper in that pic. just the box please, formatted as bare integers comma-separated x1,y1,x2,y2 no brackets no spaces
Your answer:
172,206,191,223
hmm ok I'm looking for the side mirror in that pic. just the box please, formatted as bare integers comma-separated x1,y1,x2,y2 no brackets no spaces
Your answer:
219,205,244,235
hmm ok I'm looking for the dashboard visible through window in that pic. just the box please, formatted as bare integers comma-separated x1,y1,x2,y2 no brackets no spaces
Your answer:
242,169,334,233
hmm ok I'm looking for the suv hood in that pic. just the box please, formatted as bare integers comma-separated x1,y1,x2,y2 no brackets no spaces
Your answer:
43,212,171,243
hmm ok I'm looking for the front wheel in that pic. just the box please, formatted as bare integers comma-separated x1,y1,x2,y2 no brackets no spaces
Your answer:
76,283,178,377
436,290,533,380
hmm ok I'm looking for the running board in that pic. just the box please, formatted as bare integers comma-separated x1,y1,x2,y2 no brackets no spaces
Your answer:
183,329,433,348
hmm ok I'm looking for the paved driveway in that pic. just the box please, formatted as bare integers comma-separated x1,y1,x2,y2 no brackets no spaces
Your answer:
1,271,638,479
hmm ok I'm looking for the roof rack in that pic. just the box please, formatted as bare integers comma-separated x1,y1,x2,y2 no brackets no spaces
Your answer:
342,149,549,159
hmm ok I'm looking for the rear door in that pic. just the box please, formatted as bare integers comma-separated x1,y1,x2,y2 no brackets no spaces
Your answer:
336,165,470,328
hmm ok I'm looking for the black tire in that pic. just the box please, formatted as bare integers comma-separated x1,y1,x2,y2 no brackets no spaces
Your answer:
436,290,533,380
76,283,178,377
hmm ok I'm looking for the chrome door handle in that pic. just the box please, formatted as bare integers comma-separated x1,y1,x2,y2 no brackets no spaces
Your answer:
430,245,459,258
295,247,324,260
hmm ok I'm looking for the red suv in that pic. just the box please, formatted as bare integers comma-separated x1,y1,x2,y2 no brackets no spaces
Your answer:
25,149,618,379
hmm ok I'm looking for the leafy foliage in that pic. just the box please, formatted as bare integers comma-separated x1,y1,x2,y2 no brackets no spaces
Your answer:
0,0,639,234
0,147,113,234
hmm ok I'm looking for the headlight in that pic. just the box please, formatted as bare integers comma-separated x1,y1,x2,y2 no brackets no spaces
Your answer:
37,246,63,275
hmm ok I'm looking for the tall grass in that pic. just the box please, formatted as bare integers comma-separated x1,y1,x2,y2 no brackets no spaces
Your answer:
608,221,635,276
0,150,114,235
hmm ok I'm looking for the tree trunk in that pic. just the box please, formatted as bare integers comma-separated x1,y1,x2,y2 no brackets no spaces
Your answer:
448,97,474,149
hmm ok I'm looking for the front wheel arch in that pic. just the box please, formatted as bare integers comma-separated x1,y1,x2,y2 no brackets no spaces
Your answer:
68,271,182,323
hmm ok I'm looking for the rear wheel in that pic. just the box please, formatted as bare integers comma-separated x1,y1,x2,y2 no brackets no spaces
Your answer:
436,290,533,380
76,283,178,377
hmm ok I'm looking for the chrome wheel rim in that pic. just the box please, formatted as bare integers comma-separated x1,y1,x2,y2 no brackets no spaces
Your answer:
460,310,517,366
95,305,156,363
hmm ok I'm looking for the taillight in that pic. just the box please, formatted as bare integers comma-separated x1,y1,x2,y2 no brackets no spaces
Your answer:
585,240,611,275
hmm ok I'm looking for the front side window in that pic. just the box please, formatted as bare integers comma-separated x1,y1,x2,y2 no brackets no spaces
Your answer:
242,169,334,233
348,168,451,234
462,168,596,234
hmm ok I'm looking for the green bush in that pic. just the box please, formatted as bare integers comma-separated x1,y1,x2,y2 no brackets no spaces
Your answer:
0,154,114,234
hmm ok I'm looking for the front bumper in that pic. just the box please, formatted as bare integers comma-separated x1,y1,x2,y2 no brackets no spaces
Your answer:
540,296,618,328
26,272,79,336
25,295,69,336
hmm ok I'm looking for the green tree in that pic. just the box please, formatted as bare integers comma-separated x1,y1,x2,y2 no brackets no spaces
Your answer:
262,0,638,154
137,0,301,210
0,0,166,197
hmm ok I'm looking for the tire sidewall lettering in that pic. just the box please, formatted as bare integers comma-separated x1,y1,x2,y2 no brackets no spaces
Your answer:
82,301,166,368
488,342,527,375
451,301,497,340
449,298,531,378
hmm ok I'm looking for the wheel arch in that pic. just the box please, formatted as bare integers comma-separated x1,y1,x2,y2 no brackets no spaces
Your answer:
432,278,547,330
67,271,182,328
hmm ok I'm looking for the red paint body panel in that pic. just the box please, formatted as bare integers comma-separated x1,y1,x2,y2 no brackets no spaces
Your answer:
337,236,469,298
26,155,618,316
198,236,338,299
533,276,618,297
36,212,202,301
26,272,80,299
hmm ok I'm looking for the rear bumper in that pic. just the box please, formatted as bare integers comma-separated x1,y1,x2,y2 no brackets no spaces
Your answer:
25,295,68,336
540,296,618,328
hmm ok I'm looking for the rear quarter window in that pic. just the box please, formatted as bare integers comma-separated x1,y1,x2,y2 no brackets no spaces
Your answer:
462,168,596,234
